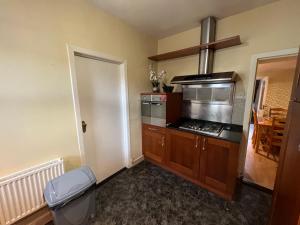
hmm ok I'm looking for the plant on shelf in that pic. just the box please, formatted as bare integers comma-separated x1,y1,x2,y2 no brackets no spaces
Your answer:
149,66,166,93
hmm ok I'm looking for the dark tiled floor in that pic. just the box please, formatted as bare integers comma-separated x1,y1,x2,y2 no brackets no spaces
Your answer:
94,161,272,225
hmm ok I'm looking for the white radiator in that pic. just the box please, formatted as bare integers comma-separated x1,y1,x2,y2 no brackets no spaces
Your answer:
0,158,64,225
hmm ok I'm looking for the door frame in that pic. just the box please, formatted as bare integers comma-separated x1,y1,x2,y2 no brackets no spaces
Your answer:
255,76,269,112
241,47,299,174
66,45,132,168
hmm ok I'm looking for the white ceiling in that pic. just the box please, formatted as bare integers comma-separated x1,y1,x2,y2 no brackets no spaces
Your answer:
92,0,278,38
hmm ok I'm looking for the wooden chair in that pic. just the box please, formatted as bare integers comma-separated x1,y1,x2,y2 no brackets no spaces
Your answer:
265,118,286,161
269,107,288,119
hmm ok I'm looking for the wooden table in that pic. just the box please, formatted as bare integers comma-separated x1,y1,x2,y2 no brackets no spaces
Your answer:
255,117,273,152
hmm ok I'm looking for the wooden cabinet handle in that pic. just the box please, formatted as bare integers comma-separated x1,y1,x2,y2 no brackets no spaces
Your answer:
161,136,165,147
148,127,159,131
202,138,206,151
195,136,199,148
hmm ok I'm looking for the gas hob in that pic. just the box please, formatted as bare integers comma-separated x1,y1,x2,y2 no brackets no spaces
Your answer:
178,119,223,136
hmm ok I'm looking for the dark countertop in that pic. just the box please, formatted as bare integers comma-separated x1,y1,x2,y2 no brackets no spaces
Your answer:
218,124,244,144
167,119,243,144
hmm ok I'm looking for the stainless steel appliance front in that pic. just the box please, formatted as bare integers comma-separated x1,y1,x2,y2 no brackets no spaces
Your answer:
182,83,235,123
141,94,167,127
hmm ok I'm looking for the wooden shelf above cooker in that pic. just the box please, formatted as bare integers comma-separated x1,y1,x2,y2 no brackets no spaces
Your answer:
148,35,241,61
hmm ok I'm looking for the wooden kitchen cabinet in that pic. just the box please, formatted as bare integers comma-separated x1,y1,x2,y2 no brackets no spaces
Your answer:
142,125,240,200
199,137,239,198
142,124,166,164
165,129,201,179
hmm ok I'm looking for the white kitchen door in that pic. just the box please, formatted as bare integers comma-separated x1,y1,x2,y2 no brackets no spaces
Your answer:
74,55,126,183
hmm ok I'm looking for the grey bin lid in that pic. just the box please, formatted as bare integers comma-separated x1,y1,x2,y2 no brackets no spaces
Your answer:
44,166,96,208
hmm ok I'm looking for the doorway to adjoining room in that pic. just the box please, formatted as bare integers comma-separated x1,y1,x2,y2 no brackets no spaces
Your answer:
243,55,297,190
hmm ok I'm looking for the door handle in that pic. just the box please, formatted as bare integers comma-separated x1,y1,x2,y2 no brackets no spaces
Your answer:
82,121,87,133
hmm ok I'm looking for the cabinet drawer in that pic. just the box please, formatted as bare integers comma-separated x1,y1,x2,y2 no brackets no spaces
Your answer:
142,124,165,134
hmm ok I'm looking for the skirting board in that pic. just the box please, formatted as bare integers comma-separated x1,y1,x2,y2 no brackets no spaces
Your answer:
13,207,52,225
131,155,144,166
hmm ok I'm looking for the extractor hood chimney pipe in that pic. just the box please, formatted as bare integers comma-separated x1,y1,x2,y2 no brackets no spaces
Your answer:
198,16,216,74
170,16,237,85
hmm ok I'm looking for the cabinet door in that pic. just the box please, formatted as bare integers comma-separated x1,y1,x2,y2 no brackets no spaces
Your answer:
270,102,300,225
142,124,165,163
166,129,201,178
291,48,300,102
200,137,239,195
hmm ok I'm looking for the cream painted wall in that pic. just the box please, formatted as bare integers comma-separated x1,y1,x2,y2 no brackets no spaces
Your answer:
0,0,156,176
157,0,300,173
1,0,299,178
257,69,294,110
158,0,300,94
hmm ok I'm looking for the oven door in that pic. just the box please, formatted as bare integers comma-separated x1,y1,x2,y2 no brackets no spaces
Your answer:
141,101,166,127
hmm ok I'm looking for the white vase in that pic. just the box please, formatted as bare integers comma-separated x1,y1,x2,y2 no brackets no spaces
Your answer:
152,84,160,93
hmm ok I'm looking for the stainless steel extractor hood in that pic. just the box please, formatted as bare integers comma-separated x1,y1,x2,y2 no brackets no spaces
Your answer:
171,16,237,85
171,71,236,84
